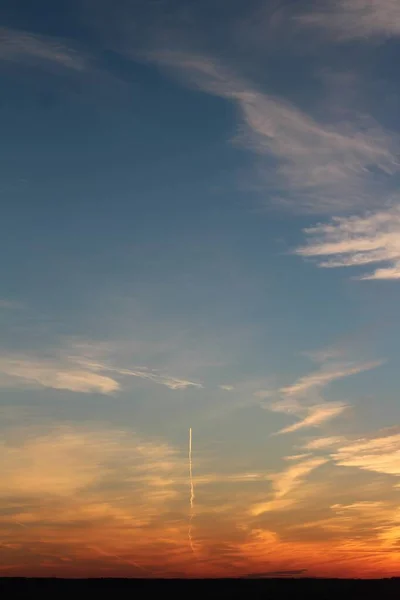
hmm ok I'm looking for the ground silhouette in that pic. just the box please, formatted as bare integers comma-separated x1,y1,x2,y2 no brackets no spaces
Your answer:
1,577,399,598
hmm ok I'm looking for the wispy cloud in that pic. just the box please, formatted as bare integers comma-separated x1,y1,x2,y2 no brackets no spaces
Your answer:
264,359,380,435
279,361,380,399
284,453,312,461
295,205,400,280
276,403,347,435
146,49,398,213
274,459,327,505
332,431,400,476
303,436,344,450
0,27,86,70
250,456,326,516
0,355,119,394
126,368,202,390
70,356,203,391
0,423,186,535
194,471,270,486
0,346,202,395
299,500,400,549
299,0,400,41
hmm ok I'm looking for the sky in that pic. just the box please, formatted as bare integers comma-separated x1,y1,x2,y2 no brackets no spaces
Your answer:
1,0,400,579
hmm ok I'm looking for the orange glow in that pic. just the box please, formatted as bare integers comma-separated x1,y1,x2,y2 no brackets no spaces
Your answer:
1,424,399,578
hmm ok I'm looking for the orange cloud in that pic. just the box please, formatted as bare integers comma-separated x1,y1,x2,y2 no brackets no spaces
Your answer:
332,432,400,476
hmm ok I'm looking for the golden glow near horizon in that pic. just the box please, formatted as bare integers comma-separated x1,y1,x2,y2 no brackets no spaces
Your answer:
0,421,399,578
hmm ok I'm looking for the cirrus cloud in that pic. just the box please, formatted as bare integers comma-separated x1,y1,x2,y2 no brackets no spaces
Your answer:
0,349,202,395
144,49,399,214
296,205,400,280
250,456,327,516
264,359,381,435
332,431,400,476
0,355,119,394
299,0,400,41
0,26,87,70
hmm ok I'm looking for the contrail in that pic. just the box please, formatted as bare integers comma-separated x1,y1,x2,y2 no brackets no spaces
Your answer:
188,427,195,554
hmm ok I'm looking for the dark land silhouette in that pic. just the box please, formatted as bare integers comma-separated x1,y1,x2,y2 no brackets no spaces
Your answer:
1,577,399,598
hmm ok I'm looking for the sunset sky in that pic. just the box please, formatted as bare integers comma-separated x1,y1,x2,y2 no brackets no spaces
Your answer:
1,0,400,579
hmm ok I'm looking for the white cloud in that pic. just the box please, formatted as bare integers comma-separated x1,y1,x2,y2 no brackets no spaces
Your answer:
0,356,119,394
147,49,398,213
299,0,400,41
219,384,234,391
277,403,347,435
296,206,400,280
70,357,202,390
0,27,86,70
117,367,202,390
332,432,400,476
264,359,380,435
0,347,202,395
279,361,381,399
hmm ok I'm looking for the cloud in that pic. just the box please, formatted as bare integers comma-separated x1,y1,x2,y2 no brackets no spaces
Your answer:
0,27,87,70
2,422,331,576
146,49,398,213
264,359,380,435
279,361,380,399
109,366,202,390
219,384,234,391
1,420,398,577
70,357,202,390
251,457,327,516
295,206,400,280
0,422,274,515
330,501,391,515
284,454,312,461
0,355,119,394
277,403,347,435
271,457,327,499
0,424,187,513
0,429,102,497
332,431,400,476
0,423,188,556
304,436,344,450
299,0,400,41
192,472,271,487
0,344,202,394
328,501,400,547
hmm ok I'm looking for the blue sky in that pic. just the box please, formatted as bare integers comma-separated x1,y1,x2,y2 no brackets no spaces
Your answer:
1,0,400,578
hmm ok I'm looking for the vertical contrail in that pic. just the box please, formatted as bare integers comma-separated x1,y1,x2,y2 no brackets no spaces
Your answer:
188,427,195,553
